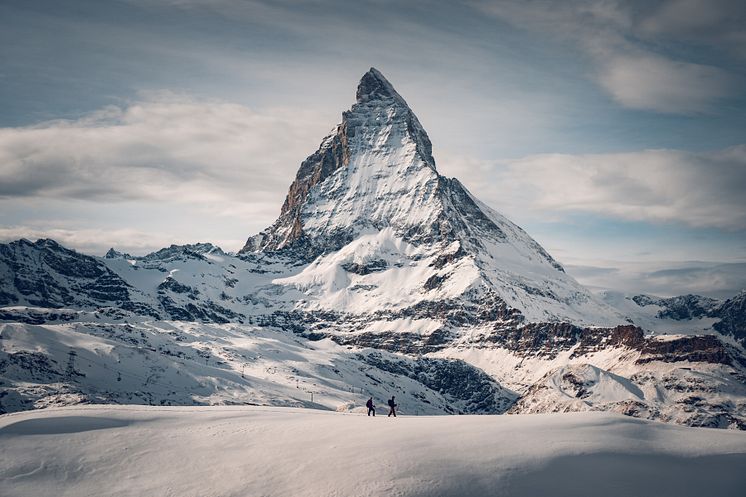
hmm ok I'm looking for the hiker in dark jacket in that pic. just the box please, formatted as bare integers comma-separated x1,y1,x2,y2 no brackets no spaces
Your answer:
366,397,376,416
387,396,397,417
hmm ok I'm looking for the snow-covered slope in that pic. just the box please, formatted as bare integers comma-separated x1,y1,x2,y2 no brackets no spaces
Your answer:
508,361,746,428
2,406,746,497
0,318,515,415
3,308,744,428
440,327,746,429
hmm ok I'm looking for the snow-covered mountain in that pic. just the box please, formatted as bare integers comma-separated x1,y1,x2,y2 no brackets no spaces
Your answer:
2,68,745,429
600,290,746,346
241,68,622,327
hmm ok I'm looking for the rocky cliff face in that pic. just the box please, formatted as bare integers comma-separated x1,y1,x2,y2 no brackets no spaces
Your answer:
627,291,746,348
713,291,746,346
241,68,438,258
0,239,135,309
632,294,720,320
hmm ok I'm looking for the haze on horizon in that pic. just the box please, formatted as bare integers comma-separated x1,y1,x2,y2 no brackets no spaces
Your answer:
1,0,745,298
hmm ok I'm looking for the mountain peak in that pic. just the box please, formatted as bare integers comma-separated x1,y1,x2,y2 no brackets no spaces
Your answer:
356,67,406,106
241,68,439,257
240,70,570,303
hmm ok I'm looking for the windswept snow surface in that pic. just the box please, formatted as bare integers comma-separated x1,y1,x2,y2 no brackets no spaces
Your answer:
273,228,482,312
1,406,745,497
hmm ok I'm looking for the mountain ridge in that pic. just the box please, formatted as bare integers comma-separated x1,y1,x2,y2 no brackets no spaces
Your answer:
238,67,620,325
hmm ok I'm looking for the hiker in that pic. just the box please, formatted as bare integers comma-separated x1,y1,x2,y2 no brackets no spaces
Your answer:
387,396,397,417
366,397,376,416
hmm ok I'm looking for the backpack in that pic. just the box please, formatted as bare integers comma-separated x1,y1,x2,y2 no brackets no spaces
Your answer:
366,399,373,409
388,398,395,408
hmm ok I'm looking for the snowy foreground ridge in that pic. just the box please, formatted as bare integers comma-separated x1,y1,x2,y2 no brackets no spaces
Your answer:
1,406,745,497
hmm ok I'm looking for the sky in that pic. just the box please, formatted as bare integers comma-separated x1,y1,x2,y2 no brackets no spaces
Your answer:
1,0,745,298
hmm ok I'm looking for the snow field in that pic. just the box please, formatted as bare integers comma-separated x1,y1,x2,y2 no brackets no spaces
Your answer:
1,406,746,497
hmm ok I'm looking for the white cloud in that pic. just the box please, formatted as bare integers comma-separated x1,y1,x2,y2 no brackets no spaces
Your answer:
476,0,741,113
565,260,746,299
443,145,746,230
0,93,345,254
598,54,736,113
0,92,329,209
